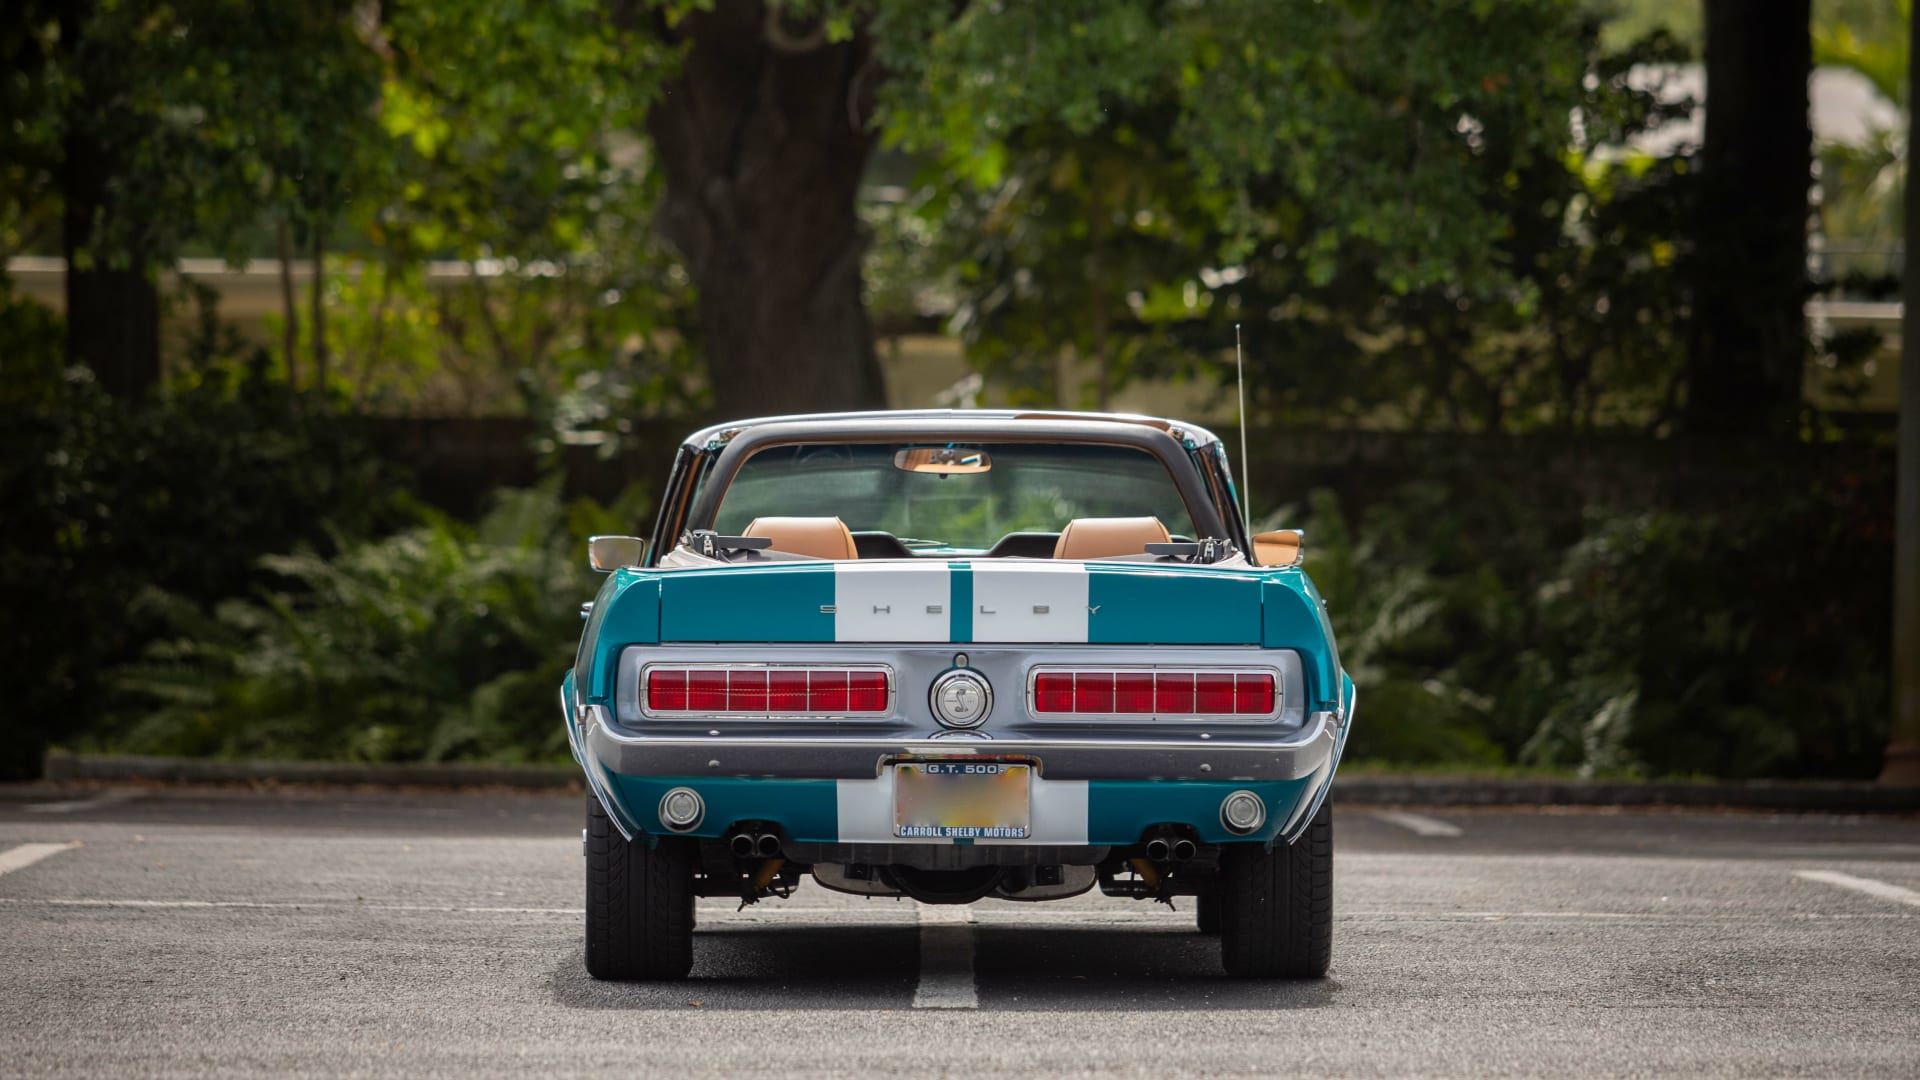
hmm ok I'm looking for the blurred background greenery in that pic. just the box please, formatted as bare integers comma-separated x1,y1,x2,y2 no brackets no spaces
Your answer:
0,0,1907,780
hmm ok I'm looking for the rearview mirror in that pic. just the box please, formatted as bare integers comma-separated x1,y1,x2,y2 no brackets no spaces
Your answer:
893,446,991,475
1250,529,1305,568
587,535,645,572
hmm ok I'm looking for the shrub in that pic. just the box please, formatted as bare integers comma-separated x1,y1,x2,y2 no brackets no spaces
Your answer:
1293,468,1892,779
0,324,393,778
109,480,646,764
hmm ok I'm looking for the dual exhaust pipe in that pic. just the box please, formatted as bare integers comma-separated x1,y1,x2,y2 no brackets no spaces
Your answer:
1144,836,1197,862
729,831,782,858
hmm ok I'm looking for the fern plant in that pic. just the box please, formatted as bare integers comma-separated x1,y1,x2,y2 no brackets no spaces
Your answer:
111,480,647,764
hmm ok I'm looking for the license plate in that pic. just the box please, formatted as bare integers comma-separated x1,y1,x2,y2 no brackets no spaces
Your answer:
893,761,1031,839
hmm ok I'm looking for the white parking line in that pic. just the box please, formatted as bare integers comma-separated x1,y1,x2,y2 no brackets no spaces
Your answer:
912,904,978,1009
25,790,141,815
1795,870,1920,909
1372,811,1464,838
0,842,77,877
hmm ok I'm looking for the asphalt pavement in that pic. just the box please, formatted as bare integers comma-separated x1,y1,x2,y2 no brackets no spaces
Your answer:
1,785,1916,1078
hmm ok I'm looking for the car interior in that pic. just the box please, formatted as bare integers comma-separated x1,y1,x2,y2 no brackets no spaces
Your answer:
725,515,1203,562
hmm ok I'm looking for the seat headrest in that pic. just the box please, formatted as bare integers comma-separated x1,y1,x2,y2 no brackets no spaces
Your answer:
1052,516,1171,560
743,516,859,561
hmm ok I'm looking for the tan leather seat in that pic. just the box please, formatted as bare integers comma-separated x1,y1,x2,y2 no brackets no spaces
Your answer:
1053,516,1170,560
744,516,859,560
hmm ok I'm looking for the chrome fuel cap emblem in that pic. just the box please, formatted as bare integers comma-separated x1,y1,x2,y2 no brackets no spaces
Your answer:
930,669,993,729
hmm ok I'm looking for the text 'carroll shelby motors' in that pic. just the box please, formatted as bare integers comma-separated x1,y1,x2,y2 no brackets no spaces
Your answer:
561,410,1355,979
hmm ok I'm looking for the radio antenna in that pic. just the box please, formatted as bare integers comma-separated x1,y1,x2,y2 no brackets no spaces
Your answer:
1234,323,1251,529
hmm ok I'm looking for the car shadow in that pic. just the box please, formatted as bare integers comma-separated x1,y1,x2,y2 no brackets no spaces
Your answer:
548,923,1342,1012
548,925,921,1011
972,926,1341,1011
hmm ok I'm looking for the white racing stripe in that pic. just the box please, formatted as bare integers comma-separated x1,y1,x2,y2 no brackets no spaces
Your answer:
912,904,978,1009
0,842,76,877
971,563,1089,642
834,564,949,642
25,790,141,815
1372,810,1464,838
1795,869,1920,909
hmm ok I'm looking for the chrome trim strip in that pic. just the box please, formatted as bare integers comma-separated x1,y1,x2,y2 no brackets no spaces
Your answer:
570,701,635,842
637,661,897,720
1023,664,1284,723
1281,679,1355,846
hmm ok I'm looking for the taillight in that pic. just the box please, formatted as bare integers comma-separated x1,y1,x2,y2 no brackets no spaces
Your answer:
644,666,891,716
1028,669,1278,718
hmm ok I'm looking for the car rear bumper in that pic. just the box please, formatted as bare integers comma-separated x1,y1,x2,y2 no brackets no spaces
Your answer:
577,705,1342,784
563,679,1354,848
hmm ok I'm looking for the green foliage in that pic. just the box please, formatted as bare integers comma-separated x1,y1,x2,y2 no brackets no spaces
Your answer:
310,0,699,422
110,481,643,764
869,4,1701,427
1290,466,1892,779
0,313,394,777
1277,493,1507,767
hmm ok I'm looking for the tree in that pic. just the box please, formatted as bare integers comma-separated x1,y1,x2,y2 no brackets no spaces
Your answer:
3,0,382,397
56,0,165,398
644,0,889,416
875,2,1703,430
1685,0,1812,437
636,0,1618,417
1886,0,1919,783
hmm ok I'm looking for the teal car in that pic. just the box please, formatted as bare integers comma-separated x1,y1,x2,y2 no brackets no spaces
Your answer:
562,411,1354,980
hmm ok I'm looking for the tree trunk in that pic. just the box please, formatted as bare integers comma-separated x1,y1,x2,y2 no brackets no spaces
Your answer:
646,0,887,417
1882,5,1920,784
1088,196,1111,411
276,217,300,387
309,226,328,393
59,0,160,399
1684,0,1812,437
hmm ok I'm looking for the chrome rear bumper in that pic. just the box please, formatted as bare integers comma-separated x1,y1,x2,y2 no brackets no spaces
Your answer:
578,704,1340,783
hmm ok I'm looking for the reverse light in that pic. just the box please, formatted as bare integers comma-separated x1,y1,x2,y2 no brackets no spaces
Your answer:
1027,669,1278,719
1221,790,1266,834
643,666,892,717
658,787,704,830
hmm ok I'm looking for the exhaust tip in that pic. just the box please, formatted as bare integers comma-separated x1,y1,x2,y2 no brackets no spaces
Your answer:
728,833,755,857
754,833,782,858
1171,838,1197,861
1145,838,1171,861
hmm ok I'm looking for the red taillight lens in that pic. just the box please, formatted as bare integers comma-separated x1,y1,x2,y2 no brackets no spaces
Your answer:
1114,672,1156,713
1033,673,1074,713
767,669,809,712
686,670,729,712
1074,672,1115,713
729,669,768,712
1234,673,1275,714
646,669,688,712
1028,669,1277,718
1156,672,1195,714
809,670,849,713
644,667,891,715
848,670,889,712
1194,672,1238,713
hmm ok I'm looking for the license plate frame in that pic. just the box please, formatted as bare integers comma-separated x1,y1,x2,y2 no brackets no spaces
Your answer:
893,760,1031,840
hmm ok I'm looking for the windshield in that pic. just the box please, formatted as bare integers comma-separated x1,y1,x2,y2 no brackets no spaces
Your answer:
711,442,1198,553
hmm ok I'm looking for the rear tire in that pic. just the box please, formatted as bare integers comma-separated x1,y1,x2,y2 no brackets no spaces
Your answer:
585,793,694,980
1219,802,1332,978
1196,893,1222,934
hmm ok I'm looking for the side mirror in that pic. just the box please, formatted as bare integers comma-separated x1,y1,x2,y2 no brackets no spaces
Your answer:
1250,529,1305,568
587,535,645,572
